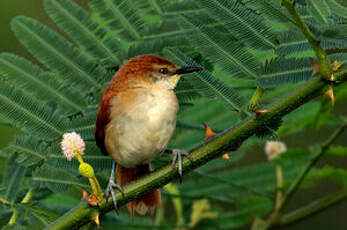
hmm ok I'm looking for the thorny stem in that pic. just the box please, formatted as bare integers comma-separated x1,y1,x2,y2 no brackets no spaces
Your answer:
282,0,331,79
44,65,347,230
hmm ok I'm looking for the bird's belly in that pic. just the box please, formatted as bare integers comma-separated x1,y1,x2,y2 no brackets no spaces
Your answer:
105,88,178,168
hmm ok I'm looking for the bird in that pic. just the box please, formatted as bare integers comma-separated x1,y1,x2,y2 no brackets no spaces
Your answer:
95,54,202,218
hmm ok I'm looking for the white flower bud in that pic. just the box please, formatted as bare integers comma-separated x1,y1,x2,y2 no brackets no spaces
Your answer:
265,141,287,160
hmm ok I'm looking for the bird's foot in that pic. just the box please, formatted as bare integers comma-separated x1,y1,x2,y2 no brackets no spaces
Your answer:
171,149,193,183
105,180,124,213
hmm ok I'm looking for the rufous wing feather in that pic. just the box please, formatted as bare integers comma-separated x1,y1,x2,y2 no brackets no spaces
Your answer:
95,90,117,156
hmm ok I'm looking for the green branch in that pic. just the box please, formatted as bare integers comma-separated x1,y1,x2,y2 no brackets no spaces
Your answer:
280,189,347,226
44,65,347,230
282,0,331,79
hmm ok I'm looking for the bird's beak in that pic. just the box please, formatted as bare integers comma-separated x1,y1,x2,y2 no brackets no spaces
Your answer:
174,66,203,75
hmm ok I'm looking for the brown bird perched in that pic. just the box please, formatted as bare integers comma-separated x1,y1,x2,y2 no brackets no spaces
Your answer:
95,54,202,218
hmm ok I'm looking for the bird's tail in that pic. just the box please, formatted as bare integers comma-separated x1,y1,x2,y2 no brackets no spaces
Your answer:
116,163,161,219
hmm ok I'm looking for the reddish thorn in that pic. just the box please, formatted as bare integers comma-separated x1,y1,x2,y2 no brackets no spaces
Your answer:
88,194,99,207
251,109,268,115
310,57,319,74
222,153,230,160
325,88,335,107
93,215,100,228
82,189,88,199
204,123,216,140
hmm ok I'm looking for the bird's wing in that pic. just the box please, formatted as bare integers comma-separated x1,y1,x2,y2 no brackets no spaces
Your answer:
95,91,118,156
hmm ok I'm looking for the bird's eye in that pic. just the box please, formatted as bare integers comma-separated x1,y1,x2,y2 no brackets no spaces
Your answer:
159,68,169,74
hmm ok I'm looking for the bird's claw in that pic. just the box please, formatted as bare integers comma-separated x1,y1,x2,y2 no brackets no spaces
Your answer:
105,180,124,213
171,149,193,183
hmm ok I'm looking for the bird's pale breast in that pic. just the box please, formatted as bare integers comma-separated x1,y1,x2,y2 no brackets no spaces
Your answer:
105,85,179,168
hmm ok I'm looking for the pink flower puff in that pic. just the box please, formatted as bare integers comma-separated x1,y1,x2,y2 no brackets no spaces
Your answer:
61,132,85,160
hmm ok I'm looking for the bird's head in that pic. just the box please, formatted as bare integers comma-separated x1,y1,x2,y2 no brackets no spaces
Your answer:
116,54,202,89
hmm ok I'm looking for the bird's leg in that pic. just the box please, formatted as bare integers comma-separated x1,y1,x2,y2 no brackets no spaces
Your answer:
169,149,193,183
105,160,124,213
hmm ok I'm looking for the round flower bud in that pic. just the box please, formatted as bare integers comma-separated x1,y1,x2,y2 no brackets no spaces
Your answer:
265,141,287,160
79,162,95,178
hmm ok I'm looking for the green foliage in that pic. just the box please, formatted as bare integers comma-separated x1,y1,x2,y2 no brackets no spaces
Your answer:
0,156,27,203
165,48,246,112
0,85,64,140
195,0,277,49
0,0,346,229
11,16,107,92
0,53,88,115
44,0,126,66
257,57,315,88
30,164,89,193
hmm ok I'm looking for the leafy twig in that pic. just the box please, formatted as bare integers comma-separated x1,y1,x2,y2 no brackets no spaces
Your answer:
282,0,331,79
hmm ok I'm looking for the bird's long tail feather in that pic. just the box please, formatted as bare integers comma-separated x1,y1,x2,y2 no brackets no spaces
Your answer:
116,163,161,219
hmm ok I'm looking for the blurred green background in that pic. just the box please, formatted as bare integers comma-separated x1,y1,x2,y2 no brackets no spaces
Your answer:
0,1,346,229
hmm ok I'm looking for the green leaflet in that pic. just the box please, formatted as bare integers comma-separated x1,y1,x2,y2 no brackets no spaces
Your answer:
256,57,315,88
180,160,305,201
165,48,246,112
306,0,332,25
325,0,347,18
196,0,277,49
0,156,27,202
275,29,347,56
217,196,272,229
0,85,64,140
16,203,61,227
179,14,260,78
3,136,47,167
325,146,347,156
44,0,126,66
89,0,146,41
0,53,87,115
11,16,106,92
243,0,294,24
305,166,347,188
65,111,97,141
31,164,89,193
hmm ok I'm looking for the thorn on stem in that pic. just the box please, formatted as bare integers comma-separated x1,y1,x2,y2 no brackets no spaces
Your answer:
222,153,230,160
325,87,335,107
93,214,100,228
331,60,342,72
82,189,88,199
251,109,268,115
203,123,216,141
88,194,99,207
310,57,319,74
